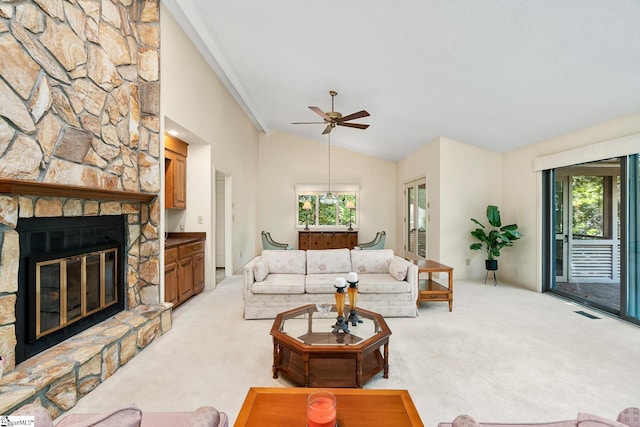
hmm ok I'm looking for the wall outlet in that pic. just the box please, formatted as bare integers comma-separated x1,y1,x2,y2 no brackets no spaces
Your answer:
465,259,470,266
179,225,185,231
197,216,203,224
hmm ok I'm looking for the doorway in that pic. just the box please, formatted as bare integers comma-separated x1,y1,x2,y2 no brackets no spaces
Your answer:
215,170,233,283
546,158,622,313
404,178,427,260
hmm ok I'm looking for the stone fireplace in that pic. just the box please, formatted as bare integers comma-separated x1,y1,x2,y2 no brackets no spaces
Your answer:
0,0,164,417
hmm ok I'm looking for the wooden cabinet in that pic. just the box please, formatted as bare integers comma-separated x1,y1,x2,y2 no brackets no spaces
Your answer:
164,134,188,209
298,231,358,250
164,236,205,308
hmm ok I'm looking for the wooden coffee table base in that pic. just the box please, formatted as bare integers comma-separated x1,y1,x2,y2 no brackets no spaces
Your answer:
235,387,424,427
275,344,388,388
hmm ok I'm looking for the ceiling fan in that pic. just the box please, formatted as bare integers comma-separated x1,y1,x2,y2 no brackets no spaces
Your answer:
292,90,370,135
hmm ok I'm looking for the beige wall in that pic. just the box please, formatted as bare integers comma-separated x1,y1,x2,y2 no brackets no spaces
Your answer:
160,7,261,273
258,131,396,252
397,137,503,279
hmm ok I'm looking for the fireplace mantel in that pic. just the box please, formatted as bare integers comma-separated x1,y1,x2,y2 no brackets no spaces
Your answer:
0,179,156,202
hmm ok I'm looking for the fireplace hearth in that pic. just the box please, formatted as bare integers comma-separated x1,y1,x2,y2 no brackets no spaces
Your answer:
15,215,126,364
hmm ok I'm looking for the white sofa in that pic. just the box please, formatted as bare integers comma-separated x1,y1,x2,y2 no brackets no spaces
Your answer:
243,248,418,319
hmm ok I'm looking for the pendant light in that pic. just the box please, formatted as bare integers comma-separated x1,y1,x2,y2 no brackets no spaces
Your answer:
320,132,338,204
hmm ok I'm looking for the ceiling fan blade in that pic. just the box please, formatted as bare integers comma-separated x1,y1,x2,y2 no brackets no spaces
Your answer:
337,110,370,122
337,122,369,130
322,124,333,135
291,121,327,124
309,106,332,122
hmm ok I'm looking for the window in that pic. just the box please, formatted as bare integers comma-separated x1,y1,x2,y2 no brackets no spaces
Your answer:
296,185,359,229
572,175,609,238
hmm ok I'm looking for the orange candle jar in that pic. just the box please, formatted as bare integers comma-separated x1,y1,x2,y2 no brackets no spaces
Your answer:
307,391,337,427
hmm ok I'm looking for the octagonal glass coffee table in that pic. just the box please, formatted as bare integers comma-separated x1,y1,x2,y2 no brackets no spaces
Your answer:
270,304,391,388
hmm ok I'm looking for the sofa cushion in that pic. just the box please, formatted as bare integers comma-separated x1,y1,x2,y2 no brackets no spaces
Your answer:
251,274,305,294
188,406,222,427
254,260,269,282
578,413,628,427
55,406,142,427
11,403,53,427
306,273,348,294
306,249,351,274
358,273,412,294
389,257,409,280
452,414,480,427
261,250,306,274
617,408,640,427
351,249,395,274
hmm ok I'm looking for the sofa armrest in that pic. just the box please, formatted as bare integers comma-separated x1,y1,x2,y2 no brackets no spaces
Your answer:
243,256,262,298
399,257,419,302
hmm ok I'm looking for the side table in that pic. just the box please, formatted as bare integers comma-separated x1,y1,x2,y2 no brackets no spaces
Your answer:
414,260,453,312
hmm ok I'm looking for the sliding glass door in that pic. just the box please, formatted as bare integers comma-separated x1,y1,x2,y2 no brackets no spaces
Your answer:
544,155,640,324
625,154,640,321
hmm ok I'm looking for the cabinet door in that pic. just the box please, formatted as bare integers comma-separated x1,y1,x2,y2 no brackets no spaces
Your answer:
298,232,310,250
178,255,194,302
164,261,178,305
172,153,187,208
164,134,188,209
309,232,322,249
193,252,205,294
347,232,358,249
164,248,179,305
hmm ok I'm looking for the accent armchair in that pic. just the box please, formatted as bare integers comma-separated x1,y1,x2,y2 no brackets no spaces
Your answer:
356,231,386,250
261,231,292,250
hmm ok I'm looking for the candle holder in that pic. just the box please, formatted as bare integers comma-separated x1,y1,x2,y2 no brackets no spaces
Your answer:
332,279,350,334
347,279,363,326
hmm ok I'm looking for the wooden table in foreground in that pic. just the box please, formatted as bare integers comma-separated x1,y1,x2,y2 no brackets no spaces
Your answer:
234,387,424,427
414,259,454,312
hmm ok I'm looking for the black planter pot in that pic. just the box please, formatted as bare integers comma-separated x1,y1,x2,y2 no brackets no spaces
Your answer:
485,259,498,271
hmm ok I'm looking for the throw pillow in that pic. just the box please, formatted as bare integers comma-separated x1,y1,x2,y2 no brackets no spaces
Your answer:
11,403,53,427
188,406,221,427
254,260,269,282
388,257,408,281
618,408,640,427
578,413,629,427
452,414,480,427
56,406,142,427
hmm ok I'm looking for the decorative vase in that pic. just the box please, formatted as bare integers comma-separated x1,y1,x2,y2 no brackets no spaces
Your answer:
485,259,498,271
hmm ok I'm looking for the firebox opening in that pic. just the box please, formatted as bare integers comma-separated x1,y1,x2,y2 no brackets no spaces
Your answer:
16,215,126,364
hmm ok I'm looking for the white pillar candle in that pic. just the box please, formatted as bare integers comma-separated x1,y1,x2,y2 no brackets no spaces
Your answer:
348,272,358,283
335,277,346,288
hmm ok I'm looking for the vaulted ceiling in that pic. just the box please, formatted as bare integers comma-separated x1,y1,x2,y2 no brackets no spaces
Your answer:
164,0,640,162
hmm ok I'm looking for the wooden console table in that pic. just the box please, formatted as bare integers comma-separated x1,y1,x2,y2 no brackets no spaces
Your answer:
414,260,453,312
298,230,358,250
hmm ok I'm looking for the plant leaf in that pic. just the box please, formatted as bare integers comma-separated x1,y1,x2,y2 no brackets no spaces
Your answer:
486,205,501,227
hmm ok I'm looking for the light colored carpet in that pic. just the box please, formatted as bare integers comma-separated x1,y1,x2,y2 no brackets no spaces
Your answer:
66,275,640,426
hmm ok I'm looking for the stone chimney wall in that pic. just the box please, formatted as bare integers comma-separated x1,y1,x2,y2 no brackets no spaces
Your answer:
0,0,161,373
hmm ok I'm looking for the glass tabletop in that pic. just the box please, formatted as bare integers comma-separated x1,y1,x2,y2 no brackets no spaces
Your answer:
278,305,383,346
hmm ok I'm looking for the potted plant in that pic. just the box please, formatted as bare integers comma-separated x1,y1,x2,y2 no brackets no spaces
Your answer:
470,205,522,271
